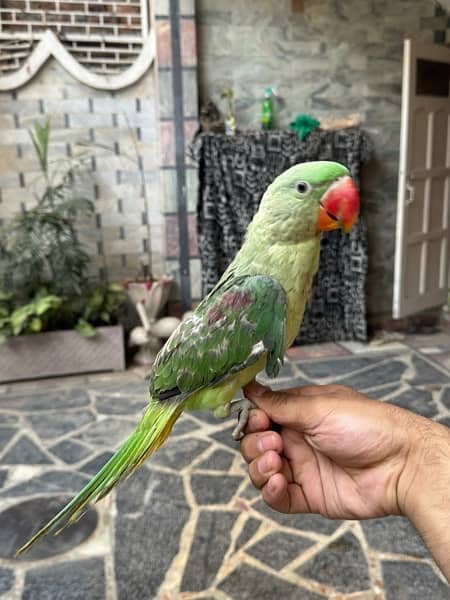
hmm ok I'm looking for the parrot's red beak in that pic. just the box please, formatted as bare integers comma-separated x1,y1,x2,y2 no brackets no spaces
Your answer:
316,175,359,234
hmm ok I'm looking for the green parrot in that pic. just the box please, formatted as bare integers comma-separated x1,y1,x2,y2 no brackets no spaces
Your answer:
17,160,359,554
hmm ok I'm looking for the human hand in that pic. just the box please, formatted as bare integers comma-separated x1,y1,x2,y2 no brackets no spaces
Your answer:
240,382,438,521
240,381,450,579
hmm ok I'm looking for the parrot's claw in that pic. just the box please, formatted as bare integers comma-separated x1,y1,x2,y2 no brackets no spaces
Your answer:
231,398,256,440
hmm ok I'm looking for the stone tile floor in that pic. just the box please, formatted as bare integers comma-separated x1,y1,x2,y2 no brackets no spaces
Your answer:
0,335,450,599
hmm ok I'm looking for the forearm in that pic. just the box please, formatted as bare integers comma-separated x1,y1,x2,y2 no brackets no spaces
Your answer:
399,416,450,580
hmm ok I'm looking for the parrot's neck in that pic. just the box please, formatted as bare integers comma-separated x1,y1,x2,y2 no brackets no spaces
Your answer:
231,234,321,347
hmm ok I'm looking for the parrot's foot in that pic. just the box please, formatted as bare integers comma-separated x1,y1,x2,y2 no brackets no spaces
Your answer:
230,398,256,441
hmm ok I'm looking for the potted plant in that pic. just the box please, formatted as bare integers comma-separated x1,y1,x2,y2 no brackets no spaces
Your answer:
0,120,126,383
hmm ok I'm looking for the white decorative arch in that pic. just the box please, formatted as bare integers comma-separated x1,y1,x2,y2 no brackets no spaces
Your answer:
0,29,155,92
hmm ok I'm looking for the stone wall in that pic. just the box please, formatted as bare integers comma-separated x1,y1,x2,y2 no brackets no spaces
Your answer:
196,0,439,319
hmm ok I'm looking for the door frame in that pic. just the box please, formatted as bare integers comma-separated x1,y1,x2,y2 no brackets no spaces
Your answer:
393,39,450,318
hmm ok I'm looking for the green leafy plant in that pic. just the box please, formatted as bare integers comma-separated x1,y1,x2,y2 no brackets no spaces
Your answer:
75,284,125,338
0,120,126,340
0,291,13,343
0,290,62,343
0,284,125,343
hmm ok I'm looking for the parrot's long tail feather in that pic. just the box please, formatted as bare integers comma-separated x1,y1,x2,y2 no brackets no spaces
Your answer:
16,400,183,556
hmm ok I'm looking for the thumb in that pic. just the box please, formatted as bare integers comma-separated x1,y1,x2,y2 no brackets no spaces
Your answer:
243,381,304,428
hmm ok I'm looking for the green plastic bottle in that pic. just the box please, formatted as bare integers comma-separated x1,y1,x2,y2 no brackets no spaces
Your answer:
262,87,274,130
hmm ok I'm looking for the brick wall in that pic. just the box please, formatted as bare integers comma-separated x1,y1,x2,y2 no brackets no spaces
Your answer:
0,0,148,75
0,0,143,35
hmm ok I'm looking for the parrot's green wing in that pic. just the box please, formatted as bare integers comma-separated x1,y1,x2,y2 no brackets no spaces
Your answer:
16,277,286,556
149,275,287,402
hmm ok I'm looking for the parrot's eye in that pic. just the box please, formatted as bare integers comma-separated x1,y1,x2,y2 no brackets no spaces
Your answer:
296,181,311,195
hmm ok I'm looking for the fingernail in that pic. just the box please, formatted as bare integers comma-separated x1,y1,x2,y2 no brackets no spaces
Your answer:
258,454,271,474
267,477,277,494
257,434,274,453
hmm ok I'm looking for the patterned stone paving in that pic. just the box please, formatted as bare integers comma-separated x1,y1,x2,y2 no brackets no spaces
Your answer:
0,339,450,599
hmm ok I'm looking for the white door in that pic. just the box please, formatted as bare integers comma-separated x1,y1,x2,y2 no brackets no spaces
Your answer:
393,39,450,318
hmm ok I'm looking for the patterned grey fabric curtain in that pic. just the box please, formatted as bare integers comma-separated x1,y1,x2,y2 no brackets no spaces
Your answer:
192,129,373,343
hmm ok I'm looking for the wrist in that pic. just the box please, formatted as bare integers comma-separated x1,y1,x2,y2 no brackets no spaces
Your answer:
397,414,450,577
398,416,450,517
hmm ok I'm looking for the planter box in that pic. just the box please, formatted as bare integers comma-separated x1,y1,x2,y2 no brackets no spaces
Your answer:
0,326,125,384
